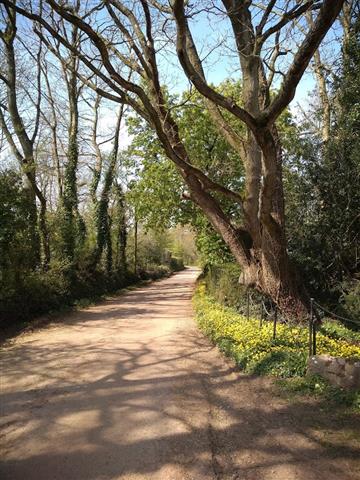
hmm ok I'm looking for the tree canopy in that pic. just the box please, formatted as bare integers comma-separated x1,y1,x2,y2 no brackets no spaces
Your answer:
0,0,359,322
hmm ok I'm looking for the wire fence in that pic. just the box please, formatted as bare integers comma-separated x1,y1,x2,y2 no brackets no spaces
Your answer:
243,291,360,357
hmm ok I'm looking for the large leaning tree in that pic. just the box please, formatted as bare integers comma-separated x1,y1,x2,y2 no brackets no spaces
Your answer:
3,0,345,317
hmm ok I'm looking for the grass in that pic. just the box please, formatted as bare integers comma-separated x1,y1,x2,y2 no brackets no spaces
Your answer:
320,320,360,344
275,375,360,411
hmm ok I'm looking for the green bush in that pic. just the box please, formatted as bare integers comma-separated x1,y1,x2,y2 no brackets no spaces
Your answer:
138,264,171,280
0,260,71,323
320,319,360,343
168,256,184,272
202,263,263,314
0,260,173,326
340,279,360,322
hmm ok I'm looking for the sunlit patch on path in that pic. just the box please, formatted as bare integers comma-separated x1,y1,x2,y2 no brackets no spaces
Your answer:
1,268,359,480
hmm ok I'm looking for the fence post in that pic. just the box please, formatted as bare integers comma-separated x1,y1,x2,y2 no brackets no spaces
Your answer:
273,305,277,340
309,298,314,356
311,299,317,355
246,291,250,321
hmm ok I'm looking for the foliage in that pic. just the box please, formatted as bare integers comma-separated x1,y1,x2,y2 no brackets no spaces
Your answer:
194,219,233,266
126,82,244,213
276,375,360,411
125,81,301,272
0,256,178,326
167,227,198,265
194,284,360,379
2,17,359,326
201,263,265,314
319,318,360,343
339,280,360,322
124,83,245,264
0,170,40,276
0,168,188,325
283,17,360,313
169,257,185,272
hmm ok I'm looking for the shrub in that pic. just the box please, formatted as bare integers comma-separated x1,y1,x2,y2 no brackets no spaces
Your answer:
340,279,360,322
0,260,173,326
138,264,171,280
194,284,360,379
320,320,360,344
202,263,264,315
0,259,71,324
168,256,184,272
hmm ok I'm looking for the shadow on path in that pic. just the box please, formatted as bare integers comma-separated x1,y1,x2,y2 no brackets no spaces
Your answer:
1,268,359,480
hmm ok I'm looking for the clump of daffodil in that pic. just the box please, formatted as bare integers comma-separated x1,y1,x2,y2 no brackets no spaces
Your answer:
193,283,360,378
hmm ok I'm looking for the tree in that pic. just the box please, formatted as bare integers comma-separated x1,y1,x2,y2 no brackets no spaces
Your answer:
91,103,126,271
57,3,84,264
124,83,245,263
4,0,345,317
0,7,50,266
283,5,359,309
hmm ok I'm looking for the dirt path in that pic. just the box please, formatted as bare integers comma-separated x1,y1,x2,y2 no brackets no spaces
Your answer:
1,268,359,480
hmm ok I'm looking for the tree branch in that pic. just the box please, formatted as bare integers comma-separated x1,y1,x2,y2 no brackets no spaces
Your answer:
262,0,345,124
257,1,322,47
172,0,257,131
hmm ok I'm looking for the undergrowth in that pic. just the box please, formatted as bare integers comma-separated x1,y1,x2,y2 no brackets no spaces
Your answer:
0,263,181,327
194,283,360,409
276,376,360,410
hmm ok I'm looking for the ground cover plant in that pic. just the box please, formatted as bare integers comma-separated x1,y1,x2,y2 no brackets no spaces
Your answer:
194,283,360,409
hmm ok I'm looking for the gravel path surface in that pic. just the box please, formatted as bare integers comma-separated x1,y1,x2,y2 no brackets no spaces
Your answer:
1,267,359,479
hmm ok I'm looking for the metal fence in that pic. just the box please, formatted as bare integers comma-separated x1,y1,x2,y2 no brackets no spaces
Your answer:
243,291,360,357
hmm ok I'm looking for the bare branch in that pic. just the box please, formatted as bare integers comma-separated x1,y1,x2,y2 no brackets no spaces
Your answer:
263,0,345,124
172,0,257,130
258,1,322,47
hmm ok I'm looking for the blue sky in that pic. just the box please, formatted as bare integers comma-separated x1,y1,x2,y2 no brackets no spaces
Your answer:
155,2,342,111
103,3,342,148
5,2,342,155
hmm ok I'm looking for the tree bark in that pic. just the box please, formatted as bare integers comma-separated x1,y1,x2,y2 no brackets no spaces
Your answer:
115,183,127,276
90,103,125,269
60,12,83,263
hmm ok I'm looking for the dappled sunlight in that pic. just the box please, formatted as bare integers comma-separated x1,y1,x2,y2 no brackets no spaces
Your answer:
1,269,359,480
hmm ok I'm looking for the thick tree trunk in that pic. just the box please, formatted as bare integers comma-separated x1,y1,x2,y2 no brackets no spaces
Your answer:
156,102,309,318
244,138,309,316
3,0,344,319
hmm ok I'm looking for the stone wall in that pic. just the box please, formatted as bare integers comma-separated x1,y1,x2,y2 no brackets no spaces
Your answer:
307,355,360,390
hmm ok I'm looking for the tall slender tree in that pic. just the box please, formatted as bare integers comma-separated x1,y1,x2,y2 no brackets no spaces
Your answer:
0,6,50,266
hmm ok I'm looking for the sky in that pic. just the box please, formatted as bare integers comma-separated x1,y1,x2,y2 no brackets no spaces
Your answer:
2,1,343,158
107,3,341,150
154,2,342,110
